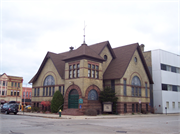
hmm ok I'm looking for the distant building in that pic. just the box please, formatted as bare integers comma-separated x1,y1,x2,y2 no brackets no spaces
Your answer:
29,41,153,115
0,73,23,105
144,49,180,113
22,87,32,106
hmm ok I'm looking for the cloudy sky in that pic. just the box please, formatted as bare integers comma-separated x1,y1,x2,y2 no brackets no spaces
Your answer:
0,0,179,87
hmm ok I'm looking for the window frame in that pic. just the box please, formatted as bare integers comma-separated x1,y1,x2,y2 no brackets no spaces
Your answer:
43,88,45,96
11,90,13,96
14,90,16,96
123,79,126,96
49,87,51,96
88,63,99,79
34,88,36,96
88,89,98,100
145,83,148,97
131,76,141,97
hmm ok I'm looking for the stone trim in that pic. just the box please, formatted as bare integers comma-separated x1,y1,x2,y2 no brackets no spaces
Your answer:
41,71,57,87
83,85,102,114
117,102,151,114
63,84,82,109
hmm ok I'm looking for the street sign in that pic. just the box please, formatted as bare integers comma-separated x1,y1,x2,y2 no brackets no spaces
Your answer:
79,98,83,104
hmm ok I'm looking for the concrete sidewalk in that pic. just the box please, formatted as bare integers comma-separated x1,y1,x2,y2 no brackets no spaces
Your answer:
17,111,179,119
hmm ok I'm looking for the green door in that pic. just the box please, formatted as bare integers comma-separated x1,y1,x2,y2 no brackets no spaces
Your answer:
68,89,79,108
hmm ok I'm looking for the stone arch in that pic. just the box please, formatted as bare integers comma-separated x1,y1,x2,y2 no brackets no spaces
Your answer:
41,71,57,86
129,72,143,86
63,84,82,109
85,84,101,99
84,85,102,114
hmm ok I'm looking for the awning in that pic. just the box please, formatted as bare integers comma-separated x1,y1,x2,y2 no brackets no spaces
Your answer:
0,99,6,103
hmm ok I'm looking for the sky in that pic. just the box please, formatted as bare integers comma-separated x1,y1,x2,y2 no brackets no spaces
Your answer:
0,0,179,87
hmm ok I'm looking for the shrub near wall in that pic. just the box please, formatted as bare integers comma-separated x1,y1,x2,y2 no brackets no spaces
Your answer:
99,87,118,114
51,91,64,113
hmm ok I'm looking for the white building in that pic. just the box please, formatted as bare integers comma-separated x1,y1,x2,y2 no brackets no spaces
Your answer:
151,49,180,114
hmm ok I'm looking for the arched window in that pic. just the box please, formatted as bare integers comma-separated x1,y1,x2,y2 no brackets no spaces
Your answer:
88,89,98,100
104,55,107,61
43,75,55,86
131,76,141,97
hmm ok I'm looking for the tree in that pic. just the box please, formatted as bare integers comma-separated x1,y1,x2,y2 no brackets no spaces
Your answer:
41,101,51,107
41,101,51,112
99,87,118,114
51,90,64,113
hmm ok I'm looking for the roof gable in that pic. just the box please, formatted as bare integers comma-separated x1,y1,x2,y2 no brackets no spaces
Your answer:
63,43,104,61
29,52,67,83
29,41,153,84
103,43,138,80
103,43,153,84
89,41,116,59
0,73,8,80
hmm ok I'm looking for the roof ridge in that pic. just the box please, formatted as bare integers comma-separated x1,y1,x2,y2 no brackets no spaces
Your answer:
112,43,139,50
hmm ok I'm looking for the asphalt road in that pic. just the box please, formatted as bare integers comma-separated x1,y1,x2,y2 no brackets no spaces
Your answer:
0,114,179,134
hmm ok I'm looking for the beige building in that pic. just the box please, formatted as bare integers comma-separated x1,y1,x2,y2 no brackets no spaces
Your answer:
0,73,23,105
29,41,153,115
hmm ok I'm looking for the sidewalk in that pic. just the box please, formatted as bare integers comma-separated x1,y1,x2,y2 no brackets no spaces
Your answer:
17,111,179,119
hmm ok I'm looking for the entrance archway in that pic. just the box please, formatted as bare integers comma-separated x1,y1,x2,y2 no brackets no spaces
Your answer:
68,89,79,108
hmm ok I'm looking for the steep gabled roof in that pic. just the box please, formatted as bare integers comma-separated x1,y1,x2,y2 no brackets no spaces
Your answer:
29,51,67,83
62,43,105,61
103,43,153,84
89,41,116,59
29,41,153,84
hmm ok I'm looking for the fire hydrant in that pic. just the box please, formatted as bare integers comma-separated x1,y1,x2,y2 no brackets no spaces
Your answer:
59,109,61,117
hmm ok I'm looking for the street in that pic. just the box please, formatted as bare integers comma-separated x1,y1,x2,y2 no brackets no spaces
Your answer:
0,114,179,134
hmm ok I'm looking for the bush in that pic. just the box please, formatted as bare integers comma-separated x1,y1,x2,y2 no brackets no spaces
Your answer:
27,109,31,112
99,87,118,114
85,109,97,116
31,107,40,112
51,91,64,113
141,108,147,114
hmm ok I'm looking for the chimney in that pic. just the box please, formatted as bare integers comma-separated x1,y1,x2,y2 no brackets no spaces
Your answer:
69,46,74,51
140,44,145,52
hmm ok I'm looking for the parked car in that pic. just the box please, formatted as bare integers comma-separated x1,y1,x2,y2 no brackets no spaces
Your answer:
25,105,31,110
8,101,17,104
1,103,18,115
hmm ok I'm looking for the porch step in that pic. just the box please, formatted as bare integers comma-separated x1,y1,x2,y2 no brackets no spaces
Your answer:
62,109,84,116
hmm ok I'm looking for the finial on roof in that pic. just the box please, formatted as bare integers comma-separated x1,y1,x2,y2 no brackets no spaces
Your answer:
69,46,74,51
83,21,87,45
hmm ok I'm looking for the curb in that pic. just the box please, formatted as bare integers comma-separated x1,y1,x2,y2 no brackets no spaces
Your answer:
16,113,178,120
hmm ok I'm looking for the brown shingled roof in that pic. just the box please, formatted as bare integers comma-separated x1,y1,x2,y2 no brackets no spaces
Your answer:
62,43,104,61
103,43,138,80
29,41,153,84
29,51,67,83
103,43,153,84
89,41,116,59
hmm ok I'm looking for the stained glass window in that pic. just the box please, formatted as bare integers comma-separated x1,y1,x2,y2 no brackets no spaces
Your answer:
88,89,98,100
131,76,141,96
43,75,55,86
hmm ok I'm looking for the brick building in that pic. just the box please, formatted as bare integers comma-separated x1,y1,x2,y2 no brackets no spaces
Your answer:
29,41,153,115
0,73,23,105
22,87,32,106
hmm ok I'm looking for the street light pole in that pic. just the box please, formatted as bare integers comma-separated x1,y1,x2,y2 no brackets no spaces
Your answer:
16,87,18,102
